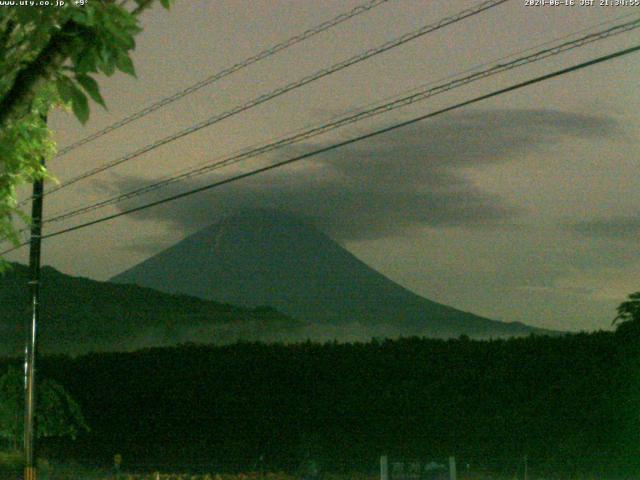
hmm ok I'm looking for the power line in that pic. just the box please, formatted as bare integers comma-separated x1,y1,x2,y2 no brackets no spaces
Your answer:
3,43,638,256
54,0,390,158
44,17,640,223
331,10,638,123
33,0,509,201
41,17,640,225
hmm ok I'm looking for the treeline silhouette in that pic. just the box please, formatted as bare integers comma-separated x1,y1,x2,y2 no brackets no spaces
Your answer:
2,329,639,478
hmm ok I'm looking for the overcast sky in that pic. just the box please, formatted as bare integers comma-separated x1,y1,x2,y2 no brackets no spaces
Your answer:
6,0,640,332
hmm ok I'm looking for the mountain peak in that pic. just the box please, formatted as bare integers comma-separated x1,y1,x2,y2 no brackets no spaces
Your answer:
206,208,324,246
219,207,308,225
112,209,550,338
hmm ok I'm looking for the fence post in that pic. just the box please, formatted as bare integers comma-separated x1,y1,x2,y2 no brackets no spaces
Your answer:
380,455,389,480
448,457,456,480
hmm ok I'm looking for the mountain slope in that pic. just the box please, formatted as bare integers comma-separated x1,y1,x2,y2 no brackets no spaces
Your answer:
112,209,551,338
0,263,300,356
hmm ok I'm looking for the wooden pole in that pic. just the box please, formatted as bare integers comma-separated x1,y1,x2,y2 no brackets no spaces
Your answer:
24,153,44,480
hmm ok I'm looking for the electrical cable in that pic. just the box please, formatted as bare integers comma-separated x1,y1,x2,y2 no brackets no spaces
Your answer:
3,42,638,256
41,17,640,226
54,0,390,158
30,0,510,202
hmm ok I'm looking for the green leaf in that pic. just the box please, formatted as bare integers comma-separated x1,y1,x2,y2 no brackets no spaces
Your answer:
84,4,96,26
58,76,91,124
75,74,106,109
106,28,136,50
160,0,172,9
70,86,90,124
115,51,136,77
75,49,99,74
55,77,75,105
98,45,115,76
68,8,92,26
15,9,42,24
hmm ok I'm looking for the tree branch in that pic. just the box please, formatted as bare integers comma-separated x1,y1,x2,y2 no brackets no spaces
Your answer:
132,0,156,16
0,1,155,132
0,23,73,131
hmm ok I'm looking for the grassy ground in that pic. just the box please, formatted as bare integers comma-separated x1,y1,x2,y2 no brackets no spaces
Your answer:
0,456,627,480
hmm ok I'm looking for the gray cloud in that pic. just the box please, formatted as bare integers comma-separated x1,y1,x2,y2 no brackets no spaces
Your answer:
570,216,640,240
104,108,620,241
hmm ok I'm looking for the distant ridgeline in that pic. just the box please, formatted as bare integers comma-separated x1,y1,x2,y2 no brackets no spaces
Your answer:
0,331,636,478
0,262,300,356
0,255,556,357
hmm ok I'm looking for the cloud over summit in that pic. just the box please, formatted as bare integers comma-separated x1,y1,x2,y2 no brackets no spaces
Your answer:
104,108,620,241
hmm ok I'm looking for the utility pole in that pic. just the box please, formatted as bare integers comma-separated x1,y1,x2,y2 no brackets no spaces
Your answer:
24,149,45,480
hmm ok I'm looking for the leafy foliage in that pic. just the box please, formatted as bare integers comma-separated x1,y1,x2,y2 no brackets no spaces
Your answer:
0,88,55,250
0,450,23,478
614,291,640,325
0,0,173,264
0,367,88,450
612,291,640,342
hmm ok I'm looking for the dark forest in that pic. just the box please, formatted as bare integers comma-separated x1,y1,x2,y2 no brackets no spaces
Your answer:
2,327,638,478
